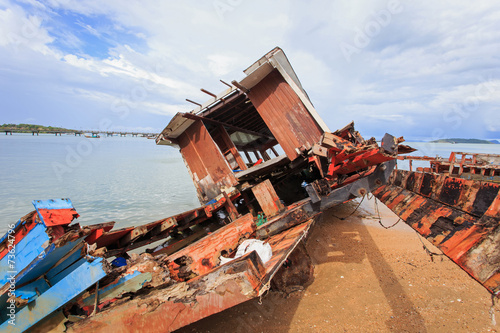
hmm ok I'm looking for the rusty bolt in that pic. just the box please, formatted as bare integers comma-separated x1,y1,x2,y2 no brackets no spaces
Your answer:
375,179,382,186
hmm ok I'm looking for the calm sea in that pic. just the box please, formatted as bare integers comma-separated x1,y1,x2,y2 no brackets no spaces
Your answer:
1,135,499,234
0,134,198,234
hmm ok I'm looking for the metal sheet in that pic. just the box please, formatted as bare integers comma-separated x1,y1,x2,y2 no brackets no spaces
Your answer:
178,120,238,204
248,70,323,161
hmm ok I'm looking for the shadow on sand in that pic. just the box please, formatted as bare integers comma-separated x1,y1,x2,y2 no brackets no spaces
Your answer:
175,202,427,332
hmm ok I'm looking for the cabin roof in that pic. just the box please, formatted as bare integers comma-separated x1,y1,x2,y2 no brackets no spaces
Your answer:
156,47,330,146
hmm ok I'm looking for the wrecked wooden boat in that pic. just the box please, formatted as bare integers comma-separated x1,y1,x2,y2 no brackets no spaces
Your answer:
1,47,408,332
2,47,498,332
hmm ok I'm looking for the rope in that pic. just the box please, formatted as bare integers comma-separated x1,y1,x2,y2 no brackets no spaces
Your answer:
330,195,366,220
373,196,401,229
416,234,445,262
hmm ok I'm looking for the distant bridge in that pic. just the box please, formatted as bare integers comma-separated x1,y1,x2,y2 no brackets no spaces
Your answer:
2,129,158,138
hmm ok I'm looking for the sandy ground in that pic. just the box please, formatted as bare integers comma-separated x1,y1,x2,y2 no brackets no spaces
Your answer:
176,196,500,333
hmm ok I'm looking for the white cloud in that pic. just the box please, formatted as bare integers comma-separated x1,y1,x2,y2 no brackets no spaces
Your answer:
1,0,500,138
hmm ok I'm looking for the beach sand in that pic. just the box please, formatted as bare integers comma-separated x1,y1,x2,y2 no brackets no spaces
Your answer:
177,197,499,332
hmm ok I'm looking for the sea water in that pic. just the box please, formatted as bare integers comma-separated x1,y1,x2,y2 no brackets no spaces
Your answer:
1,134,499,234
0,134,198,233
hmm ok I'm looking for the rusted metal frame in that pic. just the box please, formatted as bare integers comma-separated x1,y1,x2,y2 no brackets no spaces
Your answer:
183,113,273,140
105,217,178,250
319,161,395,211
261,219,316,286
398,169,500,218
198,89,245,118
97,208,206,256
151,227,208,256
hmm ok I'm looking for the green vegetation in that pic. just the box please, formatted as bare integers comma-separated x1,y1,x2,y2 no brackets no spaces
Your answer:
0,123,77,133
430,138,497,144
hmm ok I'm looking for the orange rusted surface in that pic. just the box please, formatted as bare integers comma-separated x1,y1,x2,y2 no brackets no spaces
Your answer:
167,213,255,281
37,208,79,227
178,119,238,204
248,70,323,161
69,220,315,333
68,251,266,333
376,169,500,294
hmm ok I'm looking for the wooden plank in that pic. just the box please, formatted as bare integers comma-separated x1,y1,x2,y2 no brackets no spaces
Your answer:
251,179,285,217
1,257,107,333
178,120,238,204
248,70,323,161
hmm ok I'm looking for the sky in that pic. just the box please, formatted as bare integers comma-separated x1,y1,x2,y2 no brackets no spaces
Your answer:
0,0,499,141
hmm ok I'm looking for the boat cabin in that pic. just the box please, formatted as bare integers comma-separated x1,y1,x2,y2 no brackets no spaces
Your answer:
157,47,330,210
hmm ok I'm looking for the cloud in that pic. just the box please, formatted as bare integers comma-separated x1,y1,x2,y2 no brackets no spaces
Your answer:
0,0,499,138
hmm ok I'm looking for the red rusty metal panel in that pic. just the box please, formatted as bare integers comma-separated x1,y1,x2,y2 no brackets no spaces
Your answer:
248,70,323,161
178,120,238,203
37,208,79,227
251,179,285,217
397,168,500,219
93,227,135,249
166,213,255,281
0,212,37,260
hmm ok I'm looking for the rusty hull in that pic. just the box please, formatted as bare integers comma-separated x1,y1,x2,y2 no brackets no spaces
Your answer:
374,168,500,294
67,219,315,333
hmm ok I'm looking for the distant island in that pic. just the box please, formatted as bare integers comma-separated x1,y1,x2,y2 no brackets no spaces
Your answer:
430,138,499,144
1,123,77,133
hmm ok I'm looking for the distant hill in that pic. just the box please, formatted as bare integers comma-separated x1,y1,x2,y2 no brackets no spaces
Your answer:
1,123,77,133
490,140,500,144
430,138,496,144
